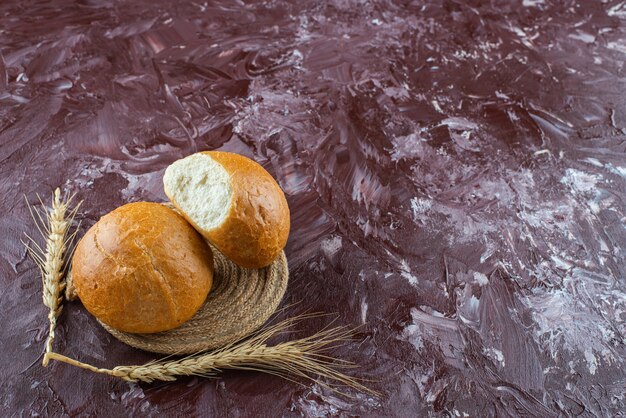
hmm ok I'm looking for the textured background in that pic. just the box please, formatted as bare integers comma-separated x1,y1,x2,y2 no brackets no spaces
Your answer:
1,0,625,416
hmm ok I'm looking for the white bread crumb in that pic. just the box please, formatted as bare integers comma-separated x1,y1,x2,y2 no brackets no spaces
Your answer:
163,153,233,231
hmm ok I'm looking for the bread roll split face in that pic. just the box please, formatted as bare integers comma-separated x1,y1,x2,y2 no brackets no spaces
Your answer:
163,151,290,269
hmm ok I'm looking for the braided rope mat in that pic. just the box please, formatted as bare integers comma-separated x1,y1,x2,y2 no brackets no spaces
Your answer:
96,247,289,355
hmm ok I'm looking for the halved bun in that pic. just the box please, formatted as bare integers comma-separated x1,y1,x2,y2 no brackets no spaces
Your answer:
72,202,214,334
163,151,290,268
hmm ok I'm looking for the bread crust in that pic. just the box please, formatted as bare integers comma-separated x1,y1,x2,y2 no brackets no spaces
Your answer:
165,151,290,268
72,202,213,334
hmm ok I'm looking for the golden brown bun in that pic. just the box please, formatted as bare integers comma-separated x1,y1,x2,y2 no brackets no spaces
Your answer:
72,202,213,334
165,151,290,268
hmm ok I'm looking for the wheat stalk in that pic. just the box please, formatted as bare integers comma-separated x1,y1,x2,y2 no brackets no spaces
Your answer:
23,188,81,366
25,188,376,397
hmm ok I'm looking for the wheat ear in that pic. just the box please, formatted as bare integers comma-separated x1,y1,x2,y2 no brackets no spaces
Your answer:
23,188,81,366
45,314,376,395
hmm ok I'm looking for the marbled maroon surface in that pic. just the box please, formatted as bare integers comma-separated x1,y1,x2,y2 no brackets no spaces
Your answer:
1,1,626,416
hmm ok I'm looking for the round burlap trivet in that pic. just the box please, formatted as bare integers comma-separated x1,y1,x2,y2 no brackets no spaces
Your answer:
97,248,288,355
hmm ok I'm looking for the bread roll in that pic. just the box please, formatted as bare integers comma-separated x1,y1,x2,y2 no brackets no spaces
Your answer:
72,202,213,334
163,151,290,269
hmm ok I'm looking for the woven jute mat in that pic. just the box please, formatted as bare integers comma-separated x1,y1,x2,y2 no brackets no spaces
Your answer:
94,247,289,355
